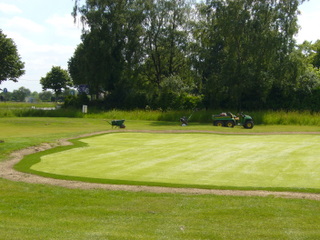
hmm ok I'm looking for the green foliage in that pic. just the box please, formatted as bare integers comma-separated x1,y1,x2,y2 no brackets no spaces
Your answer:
0,29,25,84
40,66,72,96
85,109,320,126
63,94,89,109
68,0,318,111
300,40,320,69
0,101,56,109
0,108,81,118
70,0,197,108
141,0,192,87
39,91,54,102
3,105,320,126
0,102,80,118
11,87,31,102
192,0,307,109
253,110,320,126
1,88,44,102
70,0,147,97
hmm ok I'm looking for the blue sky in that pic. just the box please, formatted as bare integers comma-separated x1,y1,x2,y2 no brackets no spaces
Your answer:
1,0,82,92
1,0,320,92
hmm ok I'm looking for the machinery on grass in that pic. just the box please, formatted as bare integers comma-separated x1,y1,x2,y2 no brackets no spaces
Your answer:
180,109,196,126
180,115,191,126
107,119,126,128
212,112,254,129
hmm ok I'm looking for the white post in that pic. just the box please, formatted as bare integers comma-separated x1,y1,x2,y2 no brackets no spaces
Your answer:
82,105,88,113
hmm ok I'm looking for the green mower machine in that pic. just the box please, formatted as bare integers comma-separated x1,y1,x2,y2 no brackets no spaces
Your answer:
212,112,254,129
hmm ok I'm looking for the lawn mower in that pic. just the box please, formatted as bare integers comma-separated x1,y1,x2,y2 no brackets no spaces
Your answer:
180,110,196,126
212,112,254,129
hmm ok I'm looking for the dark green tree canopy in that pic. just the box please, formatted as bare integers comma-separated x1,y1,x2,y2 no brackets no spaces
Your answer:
0,29,25,84
70,0,317,111
71,0,147,95
192,0,307,109
40,66,72,96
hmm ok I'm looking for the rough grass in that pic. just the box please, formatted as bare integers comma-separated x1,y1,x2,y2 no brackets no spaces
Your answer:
2,102,320,125
89,109,320,125
0,117,110,160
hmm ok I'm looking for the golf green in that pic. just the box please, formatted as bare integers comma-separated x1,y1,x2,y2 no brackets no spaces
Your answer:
31,132,320,189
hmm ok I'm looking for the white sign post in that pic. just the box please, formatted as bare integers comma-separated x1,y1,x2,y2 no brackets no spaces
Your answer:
82,105,88,114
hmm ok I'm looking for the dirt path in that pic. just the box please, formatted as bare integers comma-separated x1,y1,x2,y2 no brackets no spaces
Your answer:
1,130,320,201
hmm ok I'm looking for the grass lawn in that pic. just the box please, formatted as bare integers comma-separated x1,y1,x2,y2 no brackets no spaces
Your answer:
27,132,320,190
1,178,320,240
2,116,315,161
2,117,320,239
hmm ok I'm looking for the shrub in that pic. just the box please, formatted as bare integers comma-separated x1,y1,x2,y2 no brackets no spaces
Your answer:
63,94,89,108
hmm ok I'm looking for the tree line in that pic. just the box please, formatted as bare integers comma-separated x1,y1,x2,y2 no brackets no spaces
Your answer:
0,87,61,102
1,0,320,111
68,0,320,111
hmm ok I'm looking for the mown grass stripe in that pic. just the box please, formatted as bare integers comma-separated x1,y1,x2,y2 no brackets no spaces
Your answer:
15,132,320,192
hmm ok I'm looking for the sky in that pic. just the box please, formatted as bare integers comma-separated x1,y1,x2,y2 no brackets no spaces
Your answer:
0,0,320,93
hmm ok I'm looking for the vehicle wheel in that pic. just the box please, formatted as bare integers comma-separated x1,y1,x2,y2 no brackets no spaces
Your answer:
214,121,224,127
226,121,235,128
244,121,254,129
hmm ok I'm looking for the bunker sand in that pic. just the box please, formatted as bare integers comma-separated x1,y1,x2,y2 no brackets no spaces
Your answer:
1,130,320,201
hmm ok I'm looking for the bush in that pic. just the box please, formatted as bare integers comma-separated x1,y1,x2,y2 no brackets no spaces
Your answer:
64,94,89,108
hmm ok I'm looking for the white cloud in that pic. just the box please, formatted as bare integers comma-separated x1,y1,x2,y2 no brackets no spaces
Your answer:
0,0,82,92
3,28,77,87
4,16,45,33
296,1,320,43
46,14,82,41
0,3,22,14
4,31,34,47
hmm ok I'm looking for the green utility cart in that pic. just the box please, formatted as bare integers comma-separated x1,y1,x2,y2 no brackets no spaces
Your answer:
212,112,254,129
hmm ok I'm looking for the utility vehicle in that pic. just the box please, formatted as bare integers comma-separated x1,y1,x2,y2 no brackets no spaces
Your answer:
212,112,254,129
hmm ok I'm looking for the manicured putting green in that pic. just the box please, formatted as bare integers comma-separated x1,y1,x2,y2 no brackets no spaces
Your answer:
31,133,320,189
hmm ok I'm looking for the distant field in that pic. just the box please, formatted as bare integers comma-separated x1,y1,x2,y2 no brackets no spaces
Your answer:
30,132,320,190
0,101,56,108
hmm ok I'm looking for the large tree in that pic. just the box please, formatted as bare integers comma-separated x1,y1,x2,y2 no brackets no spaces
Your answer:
300,40,320,69
70,0,197,108
40,66,72,97
192,0,307,109
11,87,31,102
71,0,146,97
0,29,25,84
69,0,311,110
141,0,192,87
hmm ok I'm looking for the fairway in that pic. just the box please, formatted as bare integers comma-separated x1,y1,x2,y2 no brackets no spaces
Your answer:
31,132,320,189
